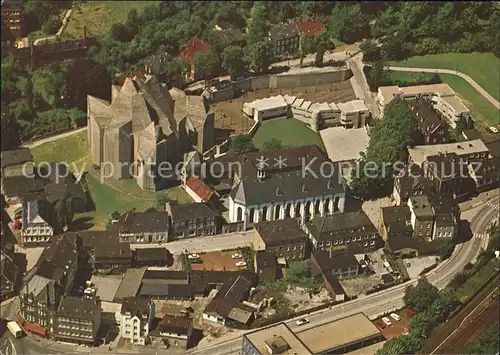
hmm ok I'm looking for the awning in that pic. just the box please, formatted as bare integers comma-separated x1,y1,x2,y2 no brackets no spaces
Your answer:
22,320,47,337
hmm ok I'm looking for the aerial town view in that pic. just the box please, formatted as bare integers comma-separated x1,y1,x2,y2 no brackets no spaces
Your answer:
1,1,499,354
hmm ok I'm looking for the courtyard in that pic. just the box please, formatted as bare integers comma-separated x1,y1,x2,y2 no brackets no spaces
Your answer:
252,119,326,150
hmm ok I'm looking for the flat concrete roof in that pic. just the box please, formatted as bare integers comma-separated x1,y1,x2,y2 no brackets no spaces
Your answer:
244,323,312,355
90,275,121,302
346,340,386,354
442,95,470,113
244,96,288,111
338,99,368,113
378,83,456,103
295,313,381,354
408,139,489,166
320,127,370,163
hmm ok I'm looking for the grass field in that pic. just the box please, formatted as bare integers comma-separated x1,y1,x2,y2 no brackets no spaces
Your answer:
387,71,499,126
30,130,192,229
252,119,325,150
31,131,89,166
389,52,500,102
455,259,499,303
63,1,159,39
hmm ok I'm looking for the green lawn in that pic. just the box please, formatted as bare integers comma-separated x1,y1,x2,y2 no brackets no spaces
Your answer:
455,259,499,303
31,131,89,166
386,71,499,127
252,119,325,150
63,1,160,39
389,52,500,102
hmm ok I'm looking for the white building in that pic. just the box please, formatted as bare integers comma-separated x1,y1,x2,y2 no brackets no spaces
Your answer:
243,95,369,131
120,297,155,345
225,145,346,228
21,199,57,246
377,84,471,128
242,96,289,122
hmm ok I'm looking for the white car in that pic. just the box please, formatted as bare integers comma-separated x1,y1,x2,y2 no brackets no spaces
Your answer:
390,313,401,321
382,317,392,326
235,261,247,267
489,126,498,133
188,254,200,260
232,253,242,259
295,318,309,326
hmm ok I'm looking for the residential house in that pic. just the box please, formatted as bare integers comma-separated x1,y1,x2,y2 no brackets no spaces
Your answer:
0,242,22,302
134,248,171,267
166,202,219,239
423,153,474,200
139,270,192,301
253,218,308,262
189,270,257,298
1,21,15,48
429,195,459,240
408,139,490,167
468,157,500,192
117,210,170,244
21,199,59,247
179,37,211,81
149,315,193,349
408,195,435,240
120,297,156,345
305,211,382,252
1,0,25,39
296,18,324,39
78,231,132,270
253,251,279,282
184,176,215,203
310,249,360,279
203,275,256,327
379,206,414,241
409,98,448,145
53,291,102,345
20,233,78,332
269,23,300,57
223,145,346,228
392,166,431,205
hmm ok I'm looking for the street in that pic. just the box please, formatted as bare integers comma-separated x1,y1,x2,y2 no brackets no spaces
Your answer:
131,230,254,254
189,200,499,355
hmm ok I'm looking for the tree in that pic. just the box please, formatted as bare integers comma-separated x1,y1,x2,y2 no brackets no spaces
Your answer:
1,103,21,150
42,15,62,35
262,138,282,151
222,46,245,78
328,4,368,43
63,59,111,110
106,210,121,230
165,58,188,89
109,23,134,42
247,3,270,45
245,41,272,73
68,108,86,128
1,56,25,102
315,43,325,67
438,241,455,260
465,323,500,354
366,59,389,90
430,288,459,321
31,69,66,107
193,50,220,79
360,39,381,62
408,310,434,339
403,277,439,312
55,191,74,230
230,134,256,154
351,99,419,198
126,8,140,35
23,108,70,140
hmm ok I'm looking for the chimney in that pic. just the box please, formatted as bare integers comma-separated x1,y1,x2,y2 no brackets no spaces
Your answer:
257,167,266,181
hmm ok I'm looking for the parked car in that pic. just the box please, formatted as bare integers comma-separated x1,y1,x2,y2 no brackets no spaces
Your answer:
235,261,247,267
77,285,84,293
489,126,498,134
390,313,401,321
382,317,392,326
188,254,200,260
295,318,309,326
231,253,242,259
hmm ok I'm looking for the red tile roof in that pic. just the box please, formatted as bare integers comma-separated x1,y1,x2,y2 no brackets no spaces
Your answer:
186,176,214,201
18,317,47,337
179,37,211,63
296,19,324,37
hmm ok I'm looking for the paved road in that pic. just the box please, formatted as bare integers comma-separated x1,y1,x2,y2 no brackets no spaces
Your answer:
348,53,380,118
131,230,254,255
189,200,499,355
387,66,500,109
21,127,87,149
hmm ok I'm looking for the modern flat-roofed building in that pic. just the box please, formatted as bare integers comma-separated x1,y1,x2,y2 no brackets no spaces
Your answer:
377,83,471,128
408,139,490,167
337,100,370,129
243,96,289,122
242,322,312,355
295,313,383,354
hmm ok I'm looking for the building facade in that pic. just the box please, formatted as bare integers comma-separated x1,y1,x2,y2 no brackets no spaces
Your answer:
21,199,58,247
117,210,169,244
166,202,219,239
120,297,156,345
408,195,435,239
269,23,300,57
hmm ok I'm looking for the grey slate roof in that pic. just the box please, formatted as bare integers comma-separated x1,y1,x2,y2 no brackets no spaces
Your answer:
139,283,193,299
254,218,307,245
167,202,218,221
0,148,33,169
118,210,169,234
269,23,299,41
22,199,56,228
307,211,377,242
57,296,99,321
36,233,78,281
381,206,413,237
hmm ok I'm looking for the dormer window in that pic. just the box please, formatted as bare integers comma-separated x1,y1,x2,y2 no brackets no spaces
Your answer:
275,187,283,196
302,184,308,192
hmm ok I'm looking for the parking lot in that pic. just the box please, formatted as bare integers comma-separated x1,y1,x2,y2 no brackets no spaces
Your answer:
372,308,414,339
190,250,245,272
404,256,439,279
